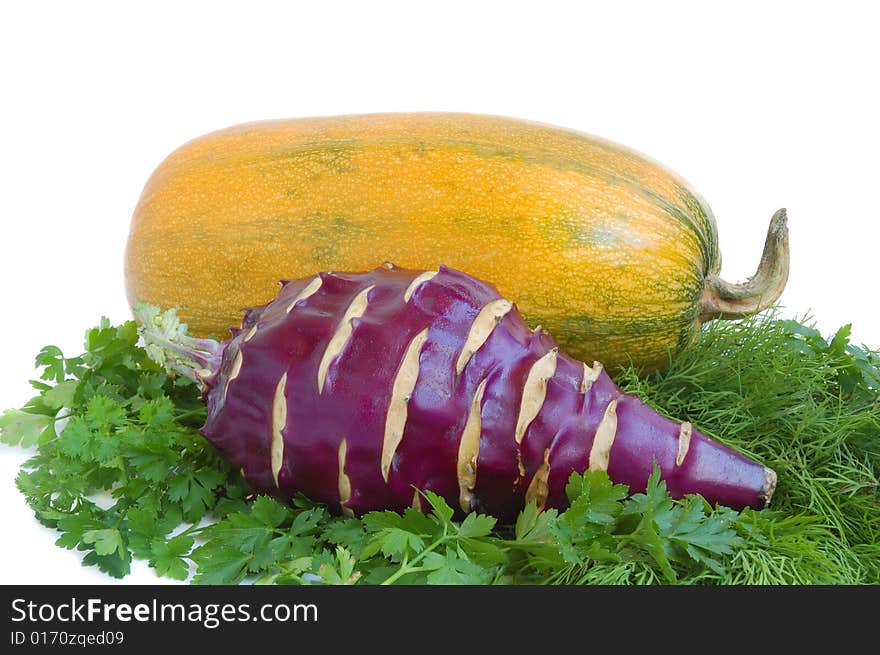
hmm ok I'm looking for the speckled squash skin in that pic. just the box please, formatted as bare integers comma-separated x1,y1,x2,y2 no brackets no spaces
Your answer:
126,113,726,371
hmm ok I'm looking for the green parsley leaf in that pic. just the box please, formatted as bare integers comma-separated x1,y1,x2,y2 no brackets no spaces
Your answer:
0,409,52,447
43,379,79,410
457,512,496,539
316,546,361,585
190,546,251,585
149,534,194,580
82,528,125,557
321,518,369,557
35,345,66,383
425,547,491,585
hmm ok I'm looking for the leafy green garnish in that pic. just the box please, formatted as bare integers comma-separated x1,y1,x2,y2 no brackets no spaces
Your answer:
1,311,878,584
177,468,741,585
1,318,245,579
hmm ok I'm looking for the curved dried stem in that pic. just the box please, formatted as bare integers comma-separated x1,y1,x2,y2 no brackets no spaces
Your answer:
700,208,790,322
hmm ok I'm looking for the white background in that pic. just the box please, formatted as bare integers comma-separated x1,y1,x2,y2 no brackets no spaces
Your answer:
1,1,877,584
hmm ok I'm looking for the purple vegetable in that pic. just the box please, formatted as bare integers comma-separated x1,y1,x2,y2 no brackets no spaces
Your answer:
138,264,776,520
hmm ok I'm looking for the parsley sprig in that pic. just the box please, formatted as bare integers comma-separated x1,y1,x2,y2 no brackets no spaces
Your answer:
184,469,741,585
1,318,246,579
2,312,878,584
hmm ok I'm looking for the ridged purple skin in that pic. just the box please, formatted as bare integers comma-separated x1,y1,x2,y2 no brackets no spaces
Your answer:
200,264,773,520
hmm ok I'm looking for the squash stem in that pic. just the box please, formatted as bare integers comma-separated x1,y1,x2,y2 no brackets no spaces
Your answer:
132,302,226,391
699,208,790,321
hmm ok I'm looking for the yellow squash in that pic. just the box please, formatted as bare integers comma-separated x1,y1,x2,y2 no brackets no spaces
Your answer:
125,113,788,371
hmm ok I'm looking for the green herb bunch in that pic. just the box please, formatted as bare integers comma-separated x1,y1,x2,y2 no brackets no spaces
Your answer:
2,312,878,584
